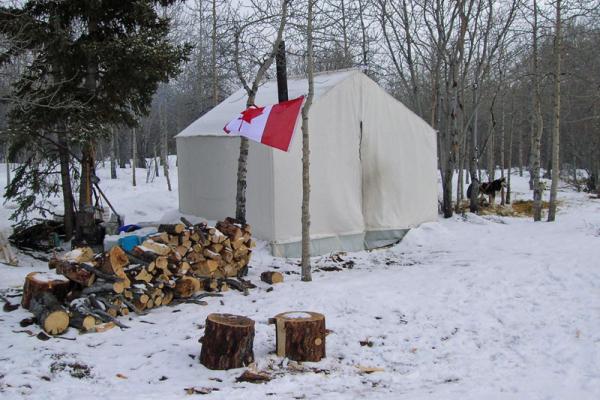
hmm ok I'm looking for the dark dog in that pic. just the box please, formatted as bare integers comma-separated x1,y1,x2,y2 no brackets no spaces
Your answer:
467,177,506,206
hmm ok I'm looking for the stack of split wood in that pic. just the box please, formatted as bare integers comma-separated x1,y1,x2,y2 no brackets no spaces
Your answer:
21,218,256,335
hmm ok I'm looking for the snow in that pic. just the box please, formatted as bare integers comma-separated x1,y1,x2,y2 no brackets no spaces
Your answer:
282,312,313,319
29,271,69,283
63,249,85,262
1,161,600,399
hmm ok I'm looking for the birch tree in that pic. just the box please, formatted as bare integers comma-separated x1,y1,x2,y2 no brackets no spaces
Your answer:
233,0,289,224
531,0,544,221
547,0,561,221
301,0,315,282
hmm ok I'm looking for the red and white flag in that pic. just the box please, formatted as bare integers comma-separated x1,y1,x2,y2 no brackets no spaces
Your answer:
223,96,304,152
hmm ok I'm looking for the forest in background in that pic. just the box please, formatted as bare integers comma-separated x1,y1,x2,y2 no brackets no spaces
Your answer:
1,0,599,230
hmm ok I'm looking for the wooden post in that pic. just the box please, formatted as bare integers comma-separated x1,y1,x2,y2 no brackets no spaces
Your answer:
199,313,255,370
271,311,325,362
21,272,71,309
276,40,288,103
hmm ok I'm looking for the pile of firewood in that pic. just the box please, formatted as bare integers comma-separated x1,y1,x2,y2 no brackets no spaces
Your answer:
21,218,256,335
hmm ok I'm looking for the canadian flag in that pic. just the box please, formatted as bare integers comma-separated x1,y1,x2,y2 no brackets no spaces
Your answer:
223,96,304,152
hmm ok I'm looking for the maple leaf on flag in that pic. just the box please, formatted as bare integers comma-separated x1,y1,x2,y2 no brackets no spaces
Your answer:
223,96,304,152
240,107,265,123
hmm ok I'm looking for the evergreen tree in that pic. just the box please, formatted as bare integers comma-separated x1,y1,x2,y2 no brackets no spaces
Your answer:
0,1,190,240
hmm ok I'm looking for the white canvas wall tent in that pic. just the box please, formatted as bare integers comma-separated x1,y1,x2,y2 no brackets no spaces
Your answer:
175,69,438,257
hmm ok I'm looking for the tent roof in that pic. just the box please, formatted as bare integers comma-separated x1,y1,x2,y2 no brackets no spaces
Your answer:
175,69,360,138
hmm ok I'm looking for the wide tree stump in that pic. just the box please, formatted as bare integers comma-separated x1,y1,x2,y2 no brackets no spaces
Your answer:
21,272,71,309
272,311,326,362
30,292,70,335
199,313,255,370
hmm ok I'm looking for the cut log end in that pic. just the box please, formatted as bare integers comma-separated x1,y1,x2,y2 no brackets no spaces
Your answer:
44,310,70,335
30,292,70,335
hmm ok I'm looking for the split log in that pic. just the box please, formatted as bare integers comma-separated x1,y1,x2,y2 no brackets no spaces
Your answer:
196,260,219,276
215,221,243,241
141,240,172,256
155,256,169,270
174,276,201,298
203,249,222,262
149,232,170,244
186,251,205,264
30,292,69,335
158,223,186,235
103,246,129,273
260,271,283,285
51,259,96,287
271,311,326,362
62,247,95,263
133,268,153,283
21,272,71,309
199,314,255,370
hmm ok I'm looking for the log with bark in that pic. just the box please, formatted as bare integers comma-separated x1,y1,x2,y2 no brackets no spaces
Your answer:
21,272,71,309
270,311,326,362
199,313,255,370
30,292,70,335
50,259,96,287
260,271,284,284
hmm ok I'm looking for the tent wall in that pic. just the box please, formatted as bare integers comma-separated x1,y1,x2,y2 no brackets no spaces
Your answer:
360,77,438,231
176,136,275,240
272,73,365,245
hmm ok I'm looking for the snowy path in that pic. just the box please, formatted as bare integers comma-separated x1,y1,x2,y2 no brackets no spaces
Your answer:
0,167,599,399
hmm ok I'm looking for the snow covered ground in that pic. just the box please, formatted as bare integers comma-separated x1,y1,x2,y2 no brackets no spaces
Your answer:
1,161,599,399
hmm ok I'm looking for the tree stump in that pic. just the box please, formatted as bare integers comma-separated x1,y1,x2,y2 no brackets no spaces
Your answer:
30,292,70,335
199,313,255,370
21,272,71,310
271,311,326,362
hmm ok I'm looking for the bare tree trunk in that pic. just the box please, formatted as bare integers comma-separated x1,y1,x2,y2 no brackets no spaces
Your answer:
518,117,523,177
211,0,218,106
160,101,172,191
110,128,117,179
340,0,349,64
529,111,535,189
76,11,98,243
57,129,75,240
357,0,368,68
235,137,249,223
469,85,479,213
547,0,561,222
301,0,315,283
531,0,544,221
154,145,159,178
500,93,506,205
132,127,137,187
4,144,10,186
486,109,495,182
506,100,514,204
99,144,105,169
